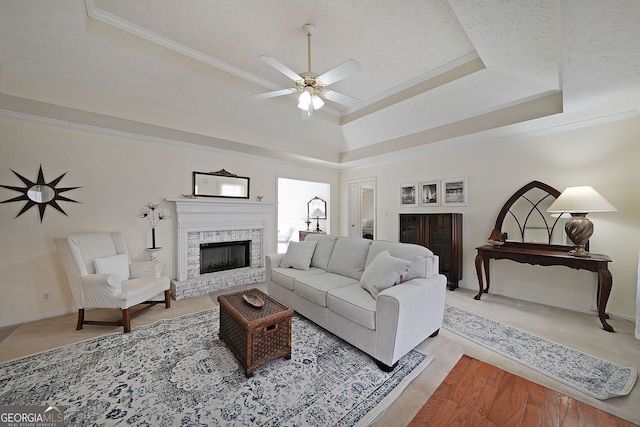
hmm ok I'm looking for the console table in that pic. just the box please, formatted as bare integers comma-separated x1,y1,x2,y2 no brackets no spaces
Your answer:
474,244,614,332
298,230,325,241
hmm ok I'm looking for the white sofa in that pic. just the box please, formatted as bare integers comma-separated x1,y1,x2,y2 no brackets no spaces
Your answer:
266,234,447,369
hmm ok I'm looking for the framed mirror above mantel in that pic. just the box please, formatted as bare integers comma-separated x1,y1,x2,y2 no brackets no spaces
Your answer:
193,169,250,199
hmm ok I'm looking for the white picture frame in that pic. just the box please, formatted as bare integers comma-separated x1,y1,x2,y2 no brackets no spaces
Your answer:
419,181,440,206
400,183,418,207
442,178,467,206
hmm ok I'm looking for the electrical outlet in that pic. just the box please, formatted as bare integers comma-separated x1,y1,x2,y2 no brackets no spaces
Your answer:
42,291,51,302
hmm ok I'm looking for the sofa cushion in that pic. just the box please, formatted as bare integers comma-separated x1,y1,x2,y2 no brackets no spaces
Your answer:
305,234,339,270
326,237,372,280
360,250,411,299
280,240,317,270
327,284,376,330
294,272,359,306
270,266,326,290
368,240,431,280
94,254,130,281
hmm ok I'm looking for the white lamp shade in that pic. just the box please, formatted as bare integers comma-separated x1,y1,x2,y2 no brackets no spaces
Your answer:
310,208,324,218
311,94,324,110
297,90,311,110
547,186,617,213
298,88,324,112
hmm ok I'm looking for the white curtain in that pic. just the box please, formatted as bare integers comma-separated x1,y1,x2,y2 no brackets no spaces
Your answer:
636,252,640,339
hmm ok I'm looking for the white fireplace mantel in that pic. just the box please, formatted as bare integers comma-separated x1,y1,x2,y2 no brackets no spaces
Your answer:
167,198,274,281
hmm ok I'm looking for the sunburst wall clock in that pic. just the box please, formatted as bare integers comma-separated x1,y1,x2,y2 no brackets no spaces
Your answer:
1,165,81,222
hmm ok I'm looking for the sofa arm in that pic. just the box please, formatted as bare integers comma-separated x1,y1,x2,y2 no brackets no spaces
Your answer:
80,274,123,308
375,273,447,365
425,254,440,276
130,261,163,278
265,253,285,282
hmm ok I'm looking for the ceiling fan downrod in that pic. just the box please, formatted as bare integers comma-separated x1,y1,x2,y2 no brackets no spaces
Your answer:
303,24,315,74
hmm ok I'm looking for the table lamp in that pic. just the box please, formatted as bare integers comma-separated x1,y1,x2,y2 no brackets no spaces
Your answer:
311,208,324,232
547,186,616,257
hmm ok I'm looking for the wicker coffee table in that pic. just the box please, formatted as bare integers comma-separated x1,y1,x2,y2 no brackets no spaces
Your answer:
217,288,294,378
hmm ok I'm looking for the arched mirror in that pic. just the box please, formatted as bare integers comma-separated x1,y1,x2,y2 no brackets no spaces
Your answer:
489,181,573,249
307,196,326,219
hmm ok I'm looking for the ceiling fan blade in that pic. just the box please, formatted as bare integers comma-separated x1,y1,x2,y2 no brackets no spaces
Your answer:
251,88,296,100
259,55,302,82
323,90,362,108
317,59,361,86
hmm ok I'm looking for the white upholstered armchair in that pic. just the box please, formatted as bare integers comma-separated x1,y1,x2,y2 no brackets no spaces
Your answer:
55,232,171,333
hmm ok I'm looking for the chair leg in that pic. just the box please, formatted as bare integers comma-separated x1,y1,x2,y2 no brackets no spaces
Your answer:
122,308,131,333
164,289,171,309
76,309,85,330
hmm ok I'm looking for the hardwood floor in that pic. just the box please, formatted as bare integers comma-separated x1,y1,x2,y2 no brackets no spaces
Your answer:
408,355,637,427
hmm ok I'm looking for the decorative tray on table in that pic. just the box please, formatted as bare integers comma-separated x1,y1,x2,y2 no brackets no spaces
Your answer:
242,294,264,308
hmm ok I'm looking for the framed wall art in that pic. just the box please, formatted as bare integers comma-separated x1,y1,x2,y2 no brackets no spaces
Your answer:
400,183,418,207
442,178,467,206
419,181,440,206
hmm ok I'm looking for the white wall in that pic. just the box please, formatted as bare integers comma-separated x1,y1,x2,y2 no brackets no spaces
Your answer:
2,112,638,326
0,116,339,326
339,115,640,321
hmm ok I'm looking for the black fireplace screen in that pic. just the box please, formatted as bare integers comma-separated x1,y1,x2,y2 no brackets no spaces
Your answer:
200,240,250,274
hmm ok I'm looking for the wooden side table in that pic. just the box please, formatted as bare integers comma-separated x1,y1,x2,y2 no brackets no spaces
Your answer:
217,288,294,377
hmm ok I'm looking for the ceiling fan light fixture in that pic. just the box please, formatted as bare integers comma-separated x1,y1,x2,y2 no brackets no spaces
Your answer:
297,87,324,111
312,93,324,110
297,88,312,110
253,23,360,119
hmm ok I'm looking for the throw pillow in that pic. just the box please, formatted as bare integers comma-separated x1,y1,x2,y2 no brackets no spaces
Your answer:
403,255,428,281
306,234,338,270
94,253,130,281
360,250,411,299
280,241,318,270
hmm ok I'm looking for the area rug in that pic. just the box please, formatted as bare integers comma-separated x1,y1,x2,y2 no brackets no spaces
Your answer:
442,304,637,400
0,308,432,426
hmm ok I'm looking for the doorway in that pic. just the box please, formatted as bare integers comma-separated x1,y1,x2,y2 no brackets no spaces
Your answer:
348,178,376,240
277,177,330,253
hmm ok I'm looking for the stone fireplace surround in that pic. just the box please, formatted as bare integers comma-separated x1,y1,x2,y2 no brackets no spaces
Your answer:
167,199,273,300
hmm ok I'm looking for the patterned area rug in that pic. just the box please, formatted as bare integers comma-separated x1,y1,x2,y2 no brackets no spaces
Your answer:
0,308,432,426
442,304,637,400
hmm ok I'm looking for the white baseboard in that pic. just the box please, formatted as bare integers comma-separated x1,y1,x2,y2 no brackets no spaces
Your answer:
456,285,635,324
0,307,77,329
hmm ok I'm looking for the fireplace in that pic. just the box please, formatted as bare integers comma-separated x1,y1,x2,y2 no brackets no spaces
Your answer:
200,240,250,274
168,199,272,300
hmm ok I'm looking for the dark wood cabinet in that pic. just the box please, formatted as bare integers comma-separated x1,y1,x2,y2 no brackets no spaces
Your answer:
399,213,463,290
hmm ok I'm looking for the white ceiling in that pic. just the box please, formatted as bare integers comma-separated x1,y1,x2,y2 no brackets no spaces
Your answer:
0,0,639,168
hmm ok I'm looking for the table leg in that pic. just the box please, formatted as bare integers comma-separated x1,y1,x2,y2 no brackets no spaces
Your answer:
483,257,491,293
597,268,614,332
474,254,485,300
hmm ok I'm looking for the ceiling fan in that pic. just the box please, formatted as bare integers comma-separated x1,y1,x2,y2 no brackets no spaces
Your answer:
251,24,362,119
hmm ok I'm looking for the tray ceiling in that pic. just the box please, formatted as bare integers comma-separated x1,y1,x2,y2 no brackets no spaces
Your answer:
0,0,639,167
